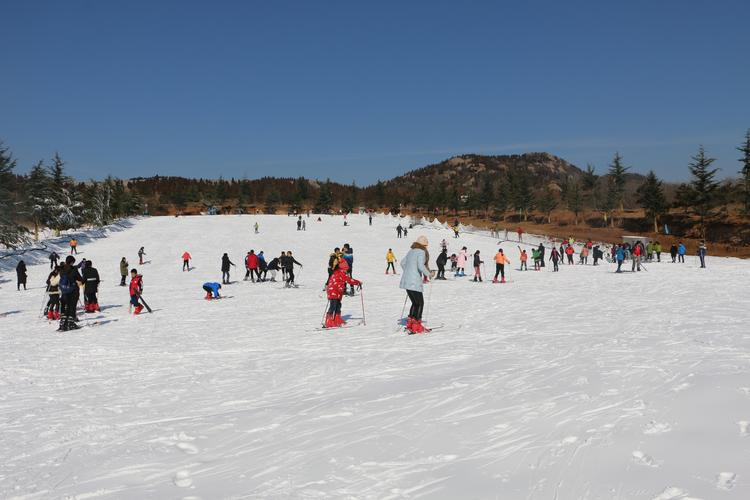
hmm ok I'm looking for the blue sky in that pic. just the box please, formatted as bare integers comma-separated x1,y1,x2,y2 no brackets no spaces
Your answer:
2,1,749,185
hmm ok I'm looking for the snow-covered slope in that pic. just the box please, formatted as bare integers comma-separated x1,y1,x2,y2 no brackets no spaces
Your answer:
1,214,749,499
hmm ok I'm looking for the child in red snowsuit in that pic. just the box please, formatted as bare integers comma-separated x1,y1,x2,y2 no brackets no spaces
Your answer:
129,269,144,314
325,259,361,328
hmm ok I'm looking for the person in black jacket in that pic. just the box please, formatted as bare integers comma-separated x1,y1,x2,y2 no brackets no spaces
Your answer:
436,248,448,280
49,251,59,269
280,251,302,287
58,256,84,331
16,260,27,290
82,260,101,312
472,250,484,282
266,256,281,282
221,253,235,284
44,266,61,319
538,243,545,267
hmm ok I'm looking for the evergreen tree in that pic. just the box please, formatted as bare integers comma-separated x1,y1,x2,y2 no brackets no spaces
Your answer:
738,129,750,215
688,146,719,239
45,154,83,232
264,188,281,214
314,180,334,213
448,186,461,215
414,184,430,213
582,163,599,208
636,170,667,233
673,183,695,214
0,141,28,248
26,160,52,240
478,176,495,218
374,180,386,207
567,182,584,225
606,152,630,218
342,181,358,213
494,179,511,220
511,169,533,221
537,185,558,223
87,181,113,226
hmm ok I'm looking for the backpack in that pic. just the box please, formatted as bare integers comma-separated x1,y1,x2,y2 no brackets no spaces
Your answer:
59,272,76,294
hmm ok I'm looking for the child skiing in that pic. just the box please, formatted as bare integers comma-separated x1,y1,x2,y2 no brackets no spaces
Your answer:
472,250,484,282
436,248,448,279
58,256,84,330
324,259,362,328
182,251,191,271
385,248,397,274
518,247,528,271
129,268,144,314
203,282,222,300
531,248,541,271
69,238,78,255
82,260,101,312
493,249,510,283
44,266,61,320
49,251,59,269
456,247,468,277
400,236,431,334
550,247,561,272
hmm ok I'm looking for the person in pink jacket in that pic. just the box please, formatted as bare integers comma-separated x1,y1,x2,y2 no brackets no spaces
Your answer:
455,247,468,277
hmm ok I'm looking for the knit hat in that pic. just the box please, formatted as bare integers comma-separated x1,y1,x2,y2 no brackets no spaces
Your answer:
416,235,428,247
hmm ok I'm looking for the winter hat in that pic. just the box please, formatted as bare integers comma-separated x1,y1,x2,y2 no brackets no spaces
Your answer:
416,235,428,247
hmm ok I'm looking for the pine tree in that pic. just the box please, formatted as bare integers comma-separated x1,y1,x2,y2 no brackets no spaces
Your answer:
688,146,719,239
26,160,52,240
537,185,558,223
478,176,495,218
314,180,334,213
636,170,667,233
567,182,584,225
342,181,358,213
374,180,386,207
264,188,281,214
511,169,533,221
494,179,511,220
673,183,694,214
606,153,630,224
0,141,29,248
45,154,83,233
582,163,599,208
738,129,750,215
87,181,112,226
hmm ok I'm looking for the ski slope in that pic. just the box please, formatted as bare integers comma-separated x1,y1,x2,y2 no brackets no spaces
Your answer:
1,214,749,499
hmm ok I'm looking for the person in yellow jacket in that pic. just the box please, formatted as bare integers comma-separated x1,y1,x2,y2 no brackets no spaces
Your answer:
385,248,397,274
493,248,511,283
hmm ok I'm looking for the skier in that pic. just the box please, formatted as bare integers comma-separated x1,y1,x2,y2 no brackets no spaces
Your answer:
472,250,484,282
368,213,373,226
297,216,302,231
559,243,566,265
538,243,545,267
82,260,101,312
129,268,144,315
203,281,222,300
670,243,678,263
396,224,403,238
697,242,707,268
455,247,468,277
266,255,281,282
302,219,306,231
385,248,397,274
631,241,643,271
452,225,460,238
16,260,27,291
493,248,510,283
58,256,84,330
615,245,626,273
182,251,191,271
258,251,268,280
326,248,341,284
579,246,589,265
400,235,431,334
324,259,362,328
646,242,654,262
254,222,259,234
342,244,354,295
531,247,541,270
518,247,528,271
69,238,78,255
592,245,603,266
654,241,662,262
49,251,59,269
221,253,235,284
677,242,686,263
281,251,302,287
435,248,448,279
280,251,288,282
549,246,561,272
244,250,259,282
119,257,129,286
449,253,457,273
138,246,146,265
517,227,524,242
44,266,61,320
403,227,408,237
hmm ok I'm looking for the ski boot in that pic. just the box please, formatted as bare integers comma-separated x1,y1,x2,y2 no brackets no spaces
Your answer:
334,313,345,326
134,305,144,315
324,314,336,328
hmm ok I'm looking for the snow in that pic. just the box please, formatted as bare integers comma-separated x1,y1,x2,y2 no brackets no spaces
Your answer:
1,213,749,499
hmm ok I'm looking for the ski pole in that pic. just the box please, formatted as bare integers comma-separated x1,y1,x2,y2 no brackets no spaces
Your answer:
399,295,408,324
321,299,329,326
360,287,366,326
38,286,49,318
424,279,434,323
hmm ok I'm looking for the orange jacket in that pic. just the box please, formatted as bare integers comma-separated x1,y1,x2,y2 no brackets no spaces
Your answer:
520,251,528,262
494,252,510,264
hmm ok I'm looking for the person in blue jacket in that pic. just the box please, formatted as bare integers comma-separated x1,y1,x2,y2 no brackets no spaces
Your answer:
615,244,626,273
257,251,268,281
677,242,686,263
203,282,222,300
400,235,431,334
697,242,707,268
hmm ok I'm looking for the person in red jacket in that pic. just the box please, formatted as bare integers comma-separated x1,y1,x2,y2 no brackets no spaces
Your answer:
244,250,260,282
565,244,575,265
324,259,362,328
182,251,191,272
129,269,144,315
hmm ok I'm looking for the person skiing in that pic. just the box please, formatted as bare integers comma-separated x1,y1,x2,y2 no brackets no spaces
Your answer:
69,238,78,255
129,268,144,315
531,248,541,271
244,250,259,282
297,216,302,231
579,246,589,265
324,258,362,328
302,219,306,231
472,250,484,282
565,244,575,265
203,281,222,300
697,241,707,268
119,257,129,286
670,243,678,263
549,247,561,272
182,251,191,271
326,247,341,284
403,227,408,237
258,251,268,280
559,243,566,265
58,256,84,330
436,248,448,279
82,260,101,312
646,241,654,262
342,244,355,294
592,245,603,266
631,241,643,272
518,247,528,271
654,241,662,262
49,251,59,269
615,245,626,273
452,225,460,238
221,253,235,284
385,248,397,274
266,255,281,282
450,253,457,273
16,260,27,291
368,213,373,226
677,242,686,263
138,246,146,265
400,236,431,334
281,251,302,287
396,224,403,238
456,247,468,277
254,222,259,234
493,248,510,283
517,227,524,242
538,243,545,267
44,266,61,320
